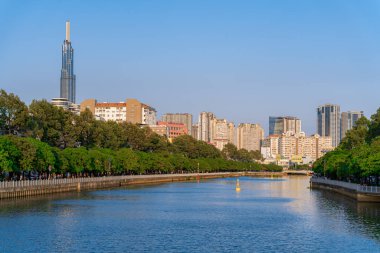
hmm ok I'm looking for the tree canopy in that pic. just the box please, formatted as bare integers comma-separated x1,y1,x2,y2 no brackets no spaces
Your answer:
0,89,281,180
313,108,380,185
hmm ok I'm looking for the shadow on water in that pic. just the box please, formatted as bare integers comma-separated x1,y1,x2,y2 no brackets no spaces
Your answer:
313,188,380,241
0,180,198,214
0,192,84,215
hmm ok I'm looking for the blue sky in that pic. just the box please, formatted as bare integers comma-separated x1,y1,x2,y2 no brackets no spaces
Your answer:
1,0,380,134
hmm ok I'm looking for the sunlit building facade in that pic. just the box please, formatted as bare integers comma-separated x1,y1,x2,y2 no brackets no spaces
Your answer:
80,98,156,124
236,123,264,151
197,112,216,143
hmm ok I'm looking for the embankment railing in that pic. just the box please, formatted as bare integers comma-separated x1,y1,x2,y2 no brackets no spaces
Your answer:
0,172,236,190
311,177,380,194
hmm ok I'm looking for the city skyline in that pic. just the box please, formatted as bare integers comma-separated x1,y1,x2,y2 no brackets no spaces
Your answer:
1,0,379,134
1,2,380,251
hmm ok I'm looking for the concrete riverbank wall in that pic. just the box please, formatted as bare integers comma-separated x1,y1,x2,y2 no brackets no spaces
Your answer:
0,171,283,200
310,177,380,202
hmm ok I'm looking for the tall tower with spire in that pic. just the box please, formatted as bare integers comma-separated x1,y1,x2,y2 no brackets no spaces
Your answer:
60,20,76,103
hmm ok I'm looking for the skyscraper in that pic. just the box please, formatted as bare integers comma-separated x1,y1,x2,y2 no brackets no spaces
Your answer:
317,104,340,147
340,111,364,140
269,116,301,135
60,20,76,103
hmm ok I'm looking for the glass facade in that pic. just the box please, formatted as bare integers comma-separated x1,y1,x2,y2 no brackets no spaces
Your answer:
269,117,284,135
60,37,76,103
317,104,340,147
340,111,364,140
269,116,301,135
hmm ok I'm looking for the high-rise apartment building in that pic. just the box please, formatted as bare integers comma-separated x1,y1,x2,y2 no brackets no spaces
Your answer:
278,132,305,159
197,112,216,143
261,135,280,158
274,132,333,161
302,134,333,161
60,21,76,103
340,111,364,140
236,123,264,151
161,113,193,133
317,104,341,147
211,119,235,150
191,124,198,139
269,116,301,135
80,98,156,124
227,122,235,145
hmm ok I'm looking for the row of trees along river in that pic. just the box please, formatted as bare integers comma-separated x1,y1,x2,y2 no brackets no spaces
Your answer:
0,89,281,180
313,108,380,186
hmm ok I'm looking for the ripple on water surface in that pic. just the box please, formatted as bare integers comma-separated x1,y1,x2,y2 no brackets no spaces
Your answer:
0,177,380,253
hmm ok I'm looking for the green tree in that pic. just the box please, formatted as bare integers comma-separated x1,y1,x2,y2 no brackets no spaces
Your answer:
0,89,29,135
236,149,252,162
30,138,55,174
53,148,69,175
0,150,13,174
0,136,21,174
340,117,369,150
115,148,138,174
172,135,199,158
222,143,238,160
75,109,97,148
62,147,90,175
10,136,37,173
28,100,76,148
249,150,263,161
367,108,380,142
143,131,168,152
119,123,149,150
169,153,190,173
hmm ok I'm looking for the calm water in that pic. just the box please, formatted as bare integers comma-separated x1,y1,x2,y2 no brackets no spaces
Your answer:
1,176,380,253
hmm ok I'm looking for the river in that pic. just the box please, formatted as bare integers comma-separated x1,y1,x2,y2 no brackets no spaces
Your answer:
0,176,379,252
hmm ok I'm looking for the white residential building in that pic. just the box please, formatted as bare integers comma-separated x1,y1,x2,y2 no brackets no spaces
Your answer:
94,102,127,122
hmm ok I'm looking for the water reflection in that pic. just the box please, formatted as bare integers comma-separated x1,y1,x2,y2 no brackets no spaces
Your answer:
313,188,380,241
0,176,379,253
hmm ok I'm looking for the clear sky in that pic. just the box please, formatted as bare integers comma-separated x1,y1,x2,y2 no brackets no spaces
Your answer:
1,0,380,135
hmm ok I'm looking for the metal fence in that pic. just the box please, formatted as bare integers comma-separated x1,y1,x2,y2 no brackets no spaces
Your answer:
311,177,380,194
0,172,234,190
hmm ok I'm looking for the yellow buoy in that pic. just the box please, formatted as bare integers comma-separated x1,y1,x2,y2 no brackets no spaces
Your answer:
236,178,241,192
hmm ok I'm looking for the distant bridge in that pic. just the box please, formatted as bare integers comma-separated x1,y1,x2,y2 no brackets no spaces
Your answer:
283,170,313,176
